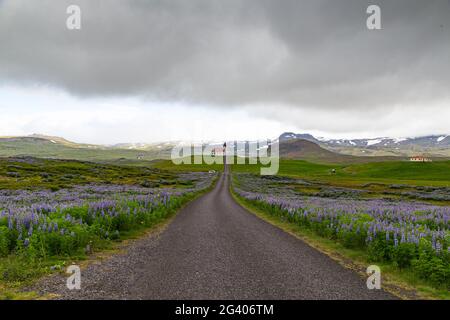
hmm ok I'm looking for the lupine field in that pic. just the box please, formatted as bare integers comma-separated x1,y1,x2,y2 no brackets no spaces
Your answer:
233,173,450,289
0,158,215,284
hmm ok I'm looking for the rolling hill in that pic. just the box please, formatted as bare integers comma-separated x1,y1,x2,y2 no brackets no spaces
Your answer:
279,139,409,164
0,135,172,161
279,139,348,162
1,133,448,165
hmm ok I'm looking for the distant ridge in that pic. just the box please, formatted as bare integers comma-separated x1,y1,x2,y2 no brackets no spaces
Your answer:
279,139,406,163
0,134,172,161
279,132,450,157
1,132,449,163
28,134,79,146
0,134,90,148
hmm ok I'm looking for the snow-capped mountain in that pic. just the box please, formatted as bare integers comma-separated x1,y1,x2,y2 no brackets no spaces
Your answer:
279,132,450,157
280,132,450,147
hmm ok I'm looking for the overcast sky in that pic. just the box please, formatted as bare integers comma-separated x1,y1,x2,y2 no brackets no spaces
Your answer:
0,0,449,144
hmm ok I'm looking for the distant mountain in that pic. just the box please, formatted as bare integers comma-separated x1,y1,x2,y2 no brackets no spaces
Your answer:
279,139,405,163
279,139,348,162
0,134,101,149
279,132,450,157
2,132,449,163
27,134,86,147
280,132,319,143
111,141,178,152
0,135,172,161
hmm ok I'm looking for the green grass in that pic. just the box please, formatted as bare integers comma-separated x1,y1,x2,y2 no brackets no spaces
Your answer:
232,159,335,176
2,154,449,298
153,159,450,203
230,159,450,187
343,161,450,182
152,157,224,172
0,157,184,190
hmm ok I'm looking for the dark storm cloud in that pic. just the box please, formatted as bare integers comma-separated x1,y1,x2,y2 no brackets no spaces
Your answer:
0,0,449,110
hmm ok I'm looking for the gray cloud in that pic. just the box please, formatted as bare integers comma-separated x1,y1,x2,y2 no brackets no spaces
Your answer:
1,0,449,112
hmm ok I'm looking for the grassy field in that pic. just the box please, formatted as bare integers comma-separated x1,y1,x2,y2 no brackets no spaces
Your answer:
153,158,450,205
0,157,217,299
233,159,450,184
154,158,450,186
228,157,450,299
152,157,224,173
342,161,450,182
232,192,450,300
0,189,211,300
0,157,189,190
1,155,448,299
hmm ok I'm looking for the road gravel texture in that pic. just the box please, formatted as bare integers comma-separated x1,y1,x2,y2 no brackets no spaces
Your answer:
32,167,395,300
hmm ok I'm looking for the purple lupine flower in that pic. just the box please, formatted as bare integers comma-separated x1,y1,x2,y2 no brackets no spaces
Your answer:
435,242,442,253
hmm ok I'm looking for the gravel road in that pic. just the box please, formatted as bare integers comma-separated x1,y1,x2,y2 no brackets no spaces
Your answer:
31,167,395,300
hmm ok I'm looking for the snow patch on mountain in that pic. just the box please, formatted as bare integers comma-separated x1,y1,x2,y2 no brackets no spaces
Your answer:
392,137,408,143
366,139,383,146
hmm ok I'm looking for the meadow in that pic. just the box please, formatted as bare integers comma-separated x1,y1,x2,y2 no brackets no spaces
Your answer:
0,157,216,295
1,156,449,297
230,159,450,295
156,158,450,203
231,159,450,184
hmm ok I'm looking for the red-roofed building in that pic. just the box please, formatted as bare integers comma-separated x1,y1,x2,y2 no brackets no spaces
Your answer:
409,155,432,162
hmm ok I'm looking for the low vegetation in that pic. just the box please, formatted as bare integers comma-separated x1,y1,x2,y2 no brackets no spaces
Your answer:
0,157,187,190
232,170,450,296
0,158,216,297
1,155,449,298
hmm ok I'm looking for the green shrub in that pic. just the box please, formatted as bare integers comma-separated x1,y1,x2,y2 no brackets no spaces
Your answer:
392,243,417,269
0,226,11,257
412,245,450,288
